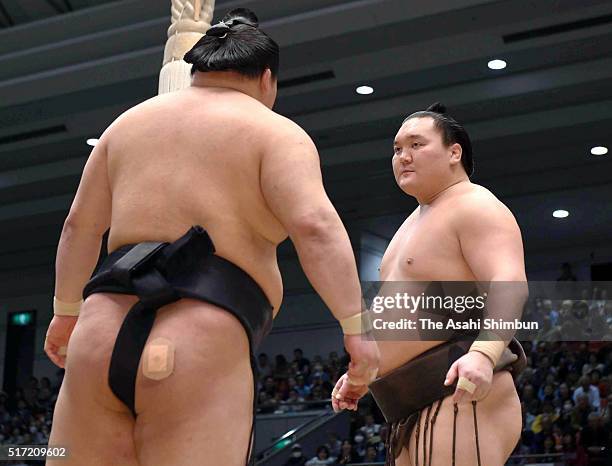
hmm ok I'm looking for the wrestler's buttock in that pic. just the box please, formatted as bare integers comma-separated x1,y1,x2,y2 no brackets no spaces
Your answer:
69,293,250,413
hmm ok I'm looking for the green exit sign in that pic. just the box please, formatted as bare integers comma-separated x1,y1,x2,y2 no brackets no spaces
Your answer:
11,312,33,326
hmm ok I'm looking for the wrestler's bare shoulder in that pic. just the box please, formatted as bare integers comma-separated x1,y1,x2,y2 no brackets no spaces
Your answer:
446,183,518,230
104,86,295,142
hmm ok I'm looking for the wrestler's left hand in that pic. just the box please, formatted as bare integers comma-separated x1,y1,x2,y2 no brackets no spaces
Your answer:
44,315,78,368
444,351,493,404
331,373,368,412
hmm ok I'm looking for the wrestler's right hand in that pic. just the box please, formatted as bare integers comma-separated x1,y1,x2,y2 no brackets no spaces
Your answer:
331,373,367,412
342,334,379,387
44,315,77,368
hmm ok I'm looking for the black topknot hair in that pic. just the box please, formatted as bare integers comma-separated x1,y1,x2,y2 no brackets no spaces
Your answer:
184,7,279,79
223,7,259,28
426,102,447,114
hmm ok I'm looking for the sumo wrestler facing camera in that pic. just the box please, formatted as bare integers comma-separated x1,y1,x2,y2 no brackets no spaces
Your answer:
333,103,528,466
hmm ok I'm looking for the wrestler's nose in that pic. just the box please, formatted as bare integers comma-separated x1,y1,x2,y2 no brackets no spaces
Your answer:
398,149,412,164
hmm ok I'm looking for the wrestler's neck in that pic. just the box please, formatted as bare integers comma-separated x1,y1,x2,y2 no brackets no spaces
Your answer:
190,71,268,105
416,175,471,206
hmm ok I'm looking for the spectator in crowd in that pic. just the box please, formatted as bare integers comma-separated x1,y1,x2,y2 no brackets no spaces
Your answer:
582,353,600,376
581,412,609,456
572,394,593,430
279,389,305,413
284,444,307,466
275,354,291,379
305,445,335,465
261,376,277,398
308,385,328,409
363,444,379,463
538,383,555,403
336,440,359,465
352,431,367,460
540,435,557,462
325,431,342,458
293,348,310,373
573,375,601,413
295,375,312,399
556,382,572,405
257,391,277,414
561,431,589,466
258,352,274,379
328,351,340,369
359,414,381,440
310,362,330,384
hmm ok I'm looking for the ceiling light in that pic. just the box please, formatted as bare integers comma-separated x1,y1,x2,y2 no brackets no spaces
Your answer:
86,138,99,147
356,85,374,95
487,59,507,70
590,146,608,156
553,210,569,219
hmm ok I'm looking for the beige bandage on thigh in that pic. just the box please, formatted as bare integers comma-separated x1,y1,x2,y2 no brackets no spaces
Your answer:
143,337,175,380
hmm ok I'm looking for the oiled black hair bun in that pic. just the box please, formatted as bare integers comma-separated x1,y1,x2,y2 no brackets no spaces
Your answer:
426,102,447,114
223,8,259,28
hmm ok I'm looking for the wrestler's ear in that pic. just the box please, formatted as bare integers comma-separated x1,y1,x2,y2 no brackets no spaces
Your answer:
259,68,274,91
449,142,463,166
259,68,277,108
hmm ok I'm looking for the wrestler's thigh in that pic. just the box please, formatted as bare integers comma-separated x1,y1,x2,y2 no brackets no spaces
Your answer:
133,298,254,466
399,371,521,466
47,294,141,465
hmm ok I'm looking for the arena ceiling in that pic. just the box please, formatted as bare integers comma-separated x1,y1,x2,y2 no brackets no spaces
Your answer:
1,0,612,296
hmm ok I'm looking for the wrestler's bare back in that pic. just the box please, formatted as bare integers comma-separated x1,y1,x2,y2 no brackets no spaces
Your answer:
48,88,307,465
105,86,292,313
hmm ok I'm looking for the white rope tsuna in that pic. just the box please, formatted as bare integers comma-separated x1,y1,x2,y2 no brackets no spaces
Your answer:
158,0,216,94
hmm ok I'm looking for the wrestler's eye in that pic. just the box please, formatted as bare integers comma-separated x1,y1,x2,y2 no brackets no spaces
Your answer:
411,142,422,148
393,147,401,155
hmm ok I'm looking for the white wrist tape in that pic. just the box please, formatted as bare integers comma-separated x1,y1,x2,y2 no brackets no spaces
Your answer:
339,311,373,335
469,333,505,367
53,296,82,317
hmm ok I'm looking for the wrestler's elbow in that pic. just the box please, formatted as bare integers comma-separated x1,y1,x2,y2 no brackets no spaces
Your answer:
491,273,529,303
288,208,341,243
62,215,106,237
